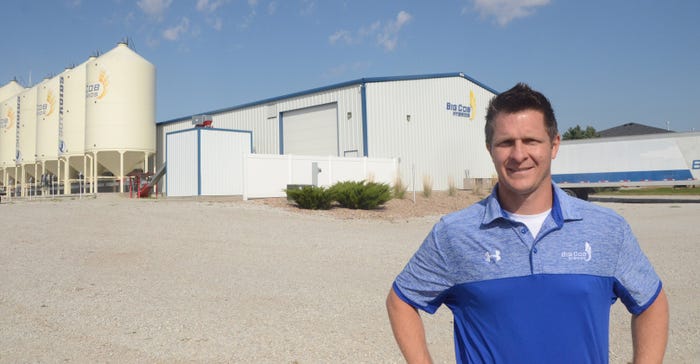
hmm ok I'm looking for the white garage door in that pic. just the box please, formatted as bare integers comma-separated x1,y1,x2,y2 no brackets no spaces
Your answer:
282,103,338,156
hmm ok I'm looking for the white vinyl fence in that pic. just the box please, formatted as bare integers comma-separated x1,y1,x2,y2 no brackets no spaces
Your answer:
243,154,398,199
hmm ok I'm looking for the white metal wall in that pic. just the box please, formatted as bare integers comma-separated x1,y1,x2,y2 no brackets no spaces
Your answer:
365,77,496,190
166,130,198,197
200,129,251,195
166,128,252,196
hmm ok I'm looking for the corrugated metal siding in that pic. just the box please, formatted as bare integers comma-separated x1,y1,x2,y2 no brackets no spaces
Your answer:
200,129,251,195
365,77,496,190
157,84,364,159
166,130,199,196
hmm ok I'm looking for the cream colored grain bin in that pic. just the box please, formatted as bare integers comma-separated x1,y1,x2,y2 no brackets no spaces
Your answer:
0,80,24,102
59,60,90,193
36,76,61,178
16,85,39,195
0,96,19,188
85,42,156,193
0,81,23,190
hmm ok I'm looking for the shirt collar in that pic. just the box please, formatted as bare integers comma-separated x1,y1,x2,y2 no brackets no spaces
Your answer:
481,183,582,227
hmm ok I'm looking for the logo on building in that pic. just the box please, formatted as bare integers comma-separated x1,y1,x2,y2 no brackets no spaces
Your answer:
1,107,15,130
46,89,56,117
87,69,109,100
446,90,477,120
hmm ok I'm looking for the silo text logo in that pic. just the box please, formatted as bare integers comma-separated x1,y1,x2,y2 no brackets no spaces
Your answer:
87,70,109,99
37,88,57,117
1,107,15,130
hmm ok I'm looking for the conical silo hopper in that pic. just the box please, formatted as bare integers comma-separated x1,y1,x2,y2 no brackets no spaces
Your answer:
85,42,155,193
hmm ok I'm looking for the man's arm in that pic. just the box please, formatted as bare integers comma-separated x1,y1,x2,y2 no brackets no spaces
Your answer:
386,287,433,364
631,288,669,364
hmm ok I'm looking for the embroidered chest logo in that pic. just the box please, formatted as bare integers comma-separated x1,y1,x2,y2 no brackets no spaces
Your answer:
485,249,501,263
561,242,592,262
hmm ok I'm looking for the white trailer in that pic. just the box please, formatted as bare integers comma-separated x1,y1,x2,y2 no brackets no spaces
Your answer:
551,132,700,200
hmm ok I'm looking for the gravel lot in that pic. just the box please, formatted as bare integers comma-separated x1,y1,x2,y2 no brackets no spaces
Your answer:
0,193,697,363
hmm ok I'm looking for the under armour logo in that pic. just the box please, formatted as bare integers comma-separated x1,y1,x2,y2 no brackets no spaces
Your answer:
485,250,501,263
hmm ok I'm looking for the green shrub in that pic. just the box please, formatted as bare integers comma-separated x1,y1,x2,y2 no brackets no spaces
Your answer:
285,185,333,210
329,180,392,210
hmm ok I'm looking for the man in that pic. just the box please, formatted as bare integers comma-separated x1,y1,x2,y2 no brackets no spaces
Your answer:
386,83,668,363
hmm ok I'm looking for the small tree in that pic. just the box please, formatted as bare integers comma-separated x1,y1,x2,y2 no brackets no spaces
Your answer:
563,125,599,140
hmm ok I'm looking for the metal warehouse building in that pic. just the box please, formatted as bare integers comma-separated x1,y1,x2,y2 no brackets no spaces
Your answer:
156,73,498,194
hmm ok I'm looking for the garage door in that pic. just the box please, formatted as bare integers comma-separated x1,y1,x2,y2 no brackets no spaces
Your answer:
282,103,338,156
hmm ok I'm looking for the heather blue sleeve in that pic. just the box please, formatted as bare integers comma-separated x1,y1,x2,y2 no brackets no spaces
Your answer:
613,222,662,315
393,220,453,314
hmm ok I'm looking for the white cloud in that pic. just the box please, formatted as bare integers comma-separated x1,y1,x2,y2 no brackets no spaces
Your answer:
239,9,257,29
377,10,412,51
328,11,412,52
163,17,190,41
196,0,226,13
196,0,228,30
329,30,353,45
358,21,380,38
267,1,277,15
137,0,173,20
300,0,315,16
470,0,550,26
211,17,223,31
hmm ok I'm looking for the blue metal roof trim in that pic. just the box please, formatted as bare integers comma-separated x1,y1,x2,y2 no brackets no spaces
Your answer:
158,72,499,125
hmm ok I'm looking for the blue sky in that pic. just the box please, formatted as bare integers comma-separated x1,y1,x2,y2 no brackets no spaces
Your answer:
2,0,699,133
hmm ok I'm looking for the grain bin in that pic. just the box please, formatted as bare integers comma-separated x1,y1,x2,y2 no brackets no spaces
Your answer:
16,85,39,195
85,42,155,192
0,95,19,189
0,80,24,102
59,60,90,193
36,75,61,177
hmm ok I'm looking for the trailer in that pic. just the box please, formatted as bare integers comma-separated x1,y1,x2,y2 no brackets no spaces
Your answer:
551,132,700,200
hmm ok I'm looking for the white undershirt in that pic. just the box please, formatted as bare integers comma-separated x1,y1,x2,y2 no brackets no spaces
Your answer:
505,209,552,239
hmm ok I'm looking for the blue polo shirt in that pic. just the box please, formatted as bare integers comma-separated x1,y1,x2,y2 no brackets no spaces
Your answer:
393,184,661,364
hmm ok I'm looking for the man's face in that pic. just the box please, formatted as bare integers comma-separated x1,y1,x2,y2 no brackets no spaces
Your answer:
487,109,560,203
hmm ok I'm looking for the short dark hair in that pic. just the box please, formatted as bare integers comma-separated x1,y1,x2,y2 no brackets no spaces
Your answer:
485,82,558,145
